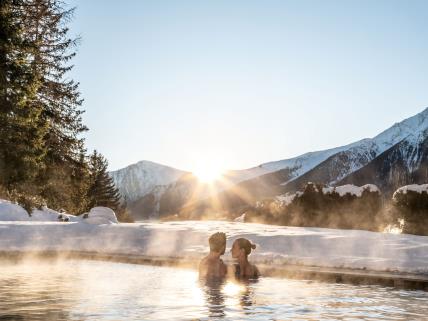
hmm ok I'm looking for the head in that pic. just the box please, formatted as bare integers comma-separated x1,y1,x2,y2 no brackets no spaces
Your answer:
231,238,256,259
209,232,226,255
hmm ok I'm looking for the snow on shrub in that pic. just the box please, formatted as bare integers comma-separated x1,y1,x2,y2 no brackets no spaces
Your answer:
392,184,428,235
274,183,381,210
323,184,380,197
0,199,118,224
393,184,428,199
275,191,303,207
83,207,118,224
392,184,428,210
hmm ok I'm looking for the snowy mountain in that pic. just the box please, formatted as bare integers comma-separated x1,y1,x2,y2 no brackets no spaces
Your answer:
338,130,428,194
112,107,428,219
279,107,428,194
280,107,428,187
179,107,428,217
220,107,428,186
109,160,188,202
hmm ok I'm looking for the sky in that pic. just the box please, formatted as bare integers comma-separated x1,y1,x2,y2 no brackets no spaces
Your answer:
68,0,428,172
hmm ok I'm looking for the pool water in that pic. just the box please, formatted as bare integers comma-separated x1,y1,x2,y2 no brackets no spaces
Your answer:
0,260,427,320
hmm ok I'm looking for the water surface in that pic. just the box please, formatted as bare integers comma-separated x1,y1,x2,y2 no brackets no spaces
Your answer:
0,260,427,320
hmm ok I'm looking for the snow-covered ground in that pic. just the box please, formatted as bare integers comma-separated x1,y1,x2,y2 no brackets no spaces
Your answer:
0,199,427,274
0,199,118,224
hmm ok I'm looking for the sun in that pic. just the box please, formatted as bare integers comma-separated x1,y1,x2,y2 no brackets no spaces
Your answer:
193,164,224,183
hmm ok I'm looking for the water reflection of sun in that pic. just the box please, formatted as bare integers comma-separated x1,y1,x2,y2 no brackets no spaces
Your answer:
223,282,244,296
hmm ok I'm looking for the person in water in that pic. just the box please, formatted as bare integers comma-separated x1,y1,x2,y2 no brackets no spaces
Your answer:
199,232,227,279
231,238,260,278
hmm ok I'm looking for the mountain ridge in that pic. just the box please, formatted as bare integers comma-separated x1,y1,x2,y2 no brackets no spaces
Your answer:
111,107,428,219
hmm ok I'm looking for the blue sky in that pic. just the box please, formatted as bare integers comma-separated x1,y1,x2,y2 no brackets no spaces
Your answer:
68,0,428,172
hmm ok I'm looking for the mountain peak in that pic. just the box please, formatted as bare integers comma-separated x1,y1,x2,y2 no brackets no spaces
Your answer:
373,107,428,150
110,160,188,202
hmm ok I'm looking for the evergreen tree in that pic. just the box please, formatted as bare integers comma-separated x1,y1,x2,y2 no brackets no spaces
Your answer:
0,0,91,214
87,150,121,212
0,0,47,211
18,0,88,212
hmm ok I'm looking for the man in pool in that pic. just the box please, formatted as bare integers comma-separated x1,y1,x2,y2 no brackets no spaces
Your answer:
199,232,227,279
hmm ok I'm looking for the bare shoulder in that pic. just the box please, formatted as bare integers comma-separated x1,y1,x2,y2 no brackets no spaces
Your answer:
198,256,209,274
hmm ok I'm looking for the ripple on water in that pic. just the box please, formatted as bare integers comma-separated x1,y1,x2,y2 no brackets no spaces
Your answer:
0,260,427,320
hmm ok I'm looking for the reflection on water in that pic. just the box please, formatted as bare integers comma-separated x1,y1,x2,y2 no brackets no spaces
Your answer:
0,260,427,320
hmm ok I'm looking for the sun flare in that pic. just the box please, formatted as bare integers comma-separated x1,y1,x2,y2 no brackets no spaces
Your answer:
192,160,225,183
193,166,224,183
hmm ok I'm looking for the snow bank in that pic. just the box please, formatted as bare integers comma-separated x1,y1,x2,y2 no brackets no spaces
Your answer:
0,200,31,221
393,184,428,198
83,207,118,224
0,220,428,274
323,184,380,197
0,200,117,225
1,199,427,274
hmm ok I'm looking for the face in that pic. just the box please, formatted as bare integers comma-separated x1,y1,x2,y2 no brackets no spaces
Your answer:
231,241,243,259
220,244,226,255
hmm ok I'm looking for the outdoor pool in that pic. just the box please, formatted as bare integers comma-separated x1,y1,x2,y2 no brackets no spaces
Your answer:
0,260,427,320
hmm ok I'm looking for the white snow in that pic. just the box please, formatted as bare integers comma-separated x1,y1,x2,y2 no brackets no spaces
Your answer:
275,184,379,207
323,184,380,197
1,198,428,274
275,192,303,206
0,200,117,225
393,184,428,198
234,213,246,223
109,160,188,202
83,207,118,224
0,200,427,274
0,220,427,274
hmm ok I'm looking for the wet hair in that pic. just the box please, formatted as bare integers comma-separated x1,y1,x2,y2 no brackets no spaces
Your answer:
235,238,256,256
209,232,226,253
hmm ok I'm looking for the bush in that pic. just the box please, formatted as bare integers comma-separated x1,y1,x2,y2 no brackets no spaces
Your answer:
392,185,428,235
246,183,383,231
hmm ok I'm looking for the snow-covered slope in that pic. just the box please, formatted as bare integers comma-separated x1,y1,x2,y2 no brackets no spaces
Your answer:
110,160,188,202
280,107,428,187
112,107,428,217
230,107,428,186
338,129,428,194
223,144,364,185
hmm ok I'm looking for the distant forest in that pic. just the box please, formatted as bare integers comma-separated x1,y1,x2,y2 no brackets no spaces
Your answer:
242,183,428,236
0,0,131,221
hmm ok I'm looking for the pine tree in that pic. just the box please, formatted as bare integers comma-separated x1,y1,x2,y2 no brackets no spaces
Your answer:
87,150,121,212
0,0,91,214
0,0,47,211
19,0,89,212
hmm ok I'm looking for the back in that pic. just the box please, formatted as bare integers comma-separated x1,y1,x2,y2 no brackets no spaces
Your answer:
199,256,227,279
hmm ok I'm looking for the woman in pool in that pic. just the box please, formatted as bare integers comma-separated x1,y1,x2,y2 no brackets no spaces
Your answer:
231,238,260,279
